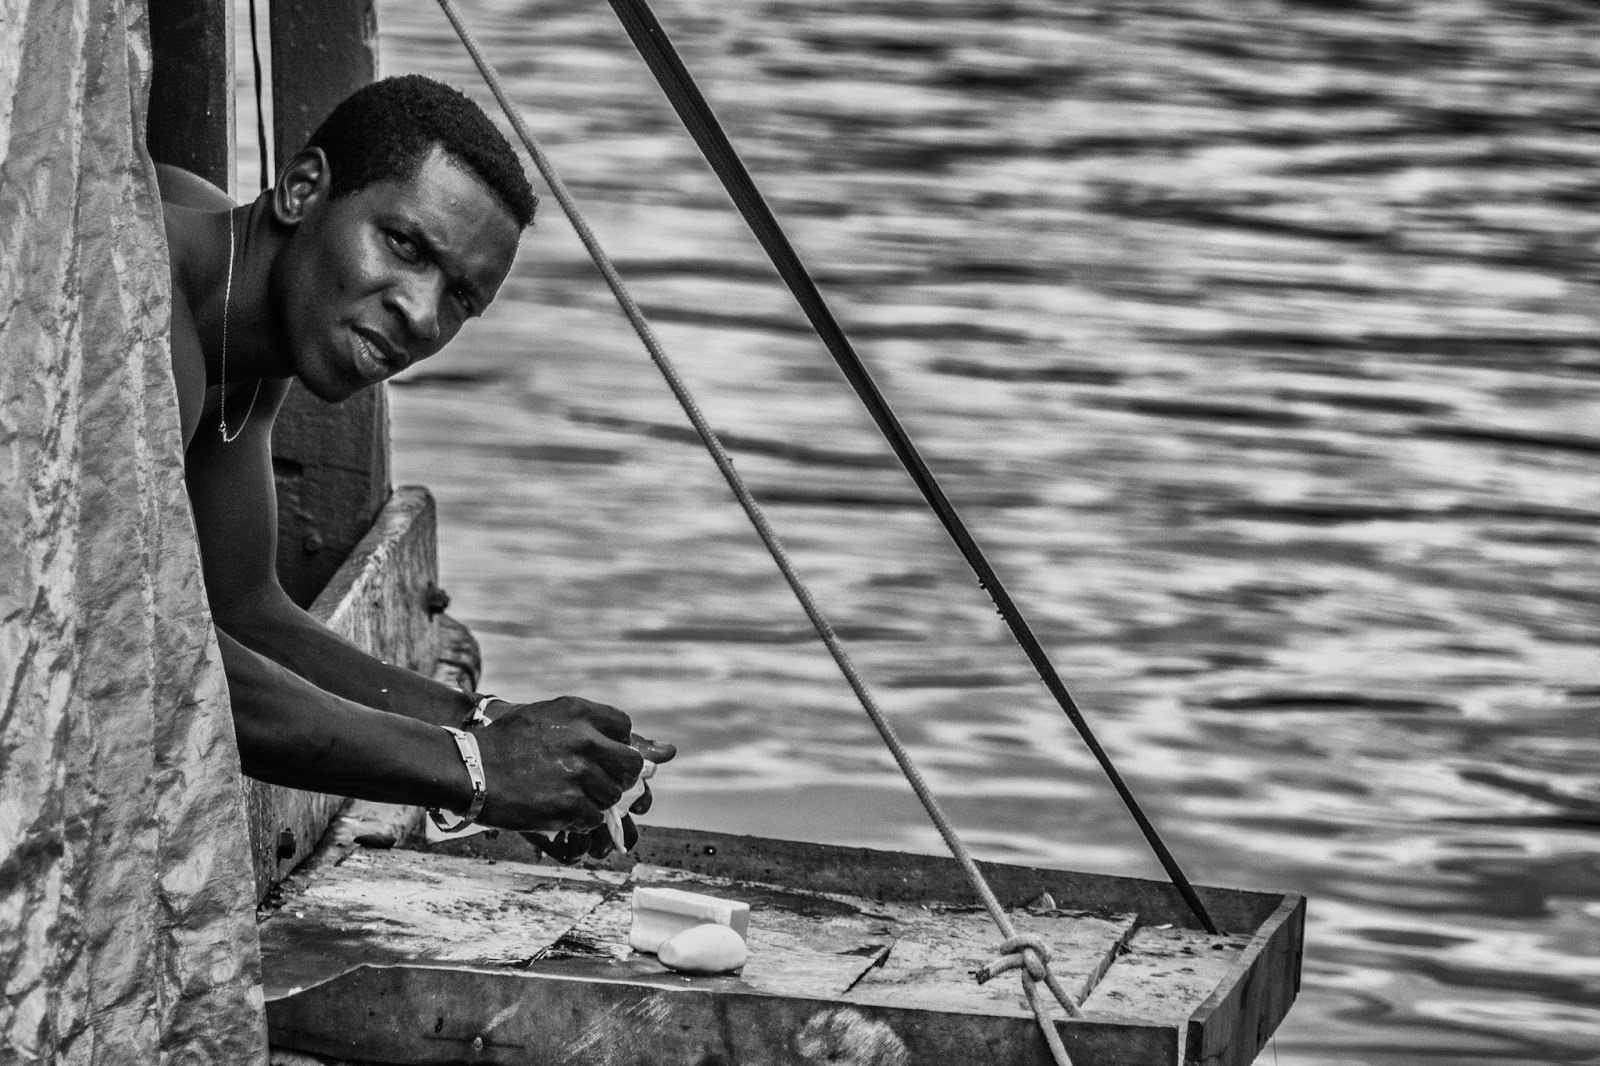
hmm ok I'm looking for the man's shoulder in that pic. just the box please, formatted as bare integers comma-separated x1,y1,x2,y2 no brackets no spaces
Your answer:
157,163,236,211
159,166,234,304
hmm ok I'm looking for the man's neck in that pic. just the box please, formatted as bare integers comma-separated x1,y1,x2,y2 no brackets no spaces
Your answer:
175,192,292,388
206,197,293,385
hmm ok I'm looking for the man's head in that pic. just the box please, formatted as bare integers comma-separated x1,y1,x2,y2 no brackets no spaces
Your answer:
269,76,533,402
307,74,537,229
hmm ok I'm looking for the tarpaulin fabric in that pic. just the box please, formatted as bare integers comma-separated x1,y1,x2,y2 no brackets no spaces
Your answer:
0,0,269,1062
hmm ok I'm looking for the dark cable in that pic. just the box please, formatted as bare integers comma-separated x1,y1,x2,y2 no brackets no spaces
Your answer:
248,0,269,191
605,0,1217,933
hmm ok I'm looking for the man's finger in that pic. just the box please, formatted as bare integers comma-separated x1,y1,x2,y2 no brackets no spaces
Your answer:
575,770,623,818
528,831,586,866
589,735,644,786
564,795,606,831
629,783,653,816
583,700,633,742
584,828,615,861
631,735,676,764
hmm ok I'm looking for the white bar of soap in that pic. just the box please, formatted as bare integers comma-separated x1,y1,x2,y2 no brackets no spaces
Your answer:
629,887,750,954
658,923,747,974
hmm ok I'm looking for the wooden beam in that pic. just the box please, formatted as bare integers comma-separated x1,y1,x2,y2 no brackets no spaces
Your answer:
268,0,378,164
146,0,234,192
267,0,387,607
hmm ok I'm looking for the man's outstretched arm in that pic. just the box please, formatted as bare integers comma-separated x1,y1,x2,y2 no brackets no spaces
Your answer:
218,626,640,830
187,398,669,830
186,384,481,726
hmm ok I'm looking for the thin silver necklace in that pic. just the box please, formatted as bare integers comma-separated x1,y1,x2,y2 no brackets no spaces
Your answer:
218,211,262,442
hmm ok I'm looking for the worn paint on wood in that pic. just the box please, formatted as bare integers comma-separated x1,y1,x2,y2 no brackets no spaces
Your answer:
1082,924,1257,1062
310,485,441,676
262,831,1302,1065
543,863,896,999
260,849,625,999
619,861,1140,1013
248,487,441,898
844,904,1138,1018
1083,925,1254,1023
1185,894,1306,1066
271,963,1181,1066
607,826,1284,932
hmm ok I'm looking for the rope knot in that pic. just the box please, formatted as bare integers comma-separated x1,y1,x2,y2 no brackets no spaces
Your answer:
976,933,1054,985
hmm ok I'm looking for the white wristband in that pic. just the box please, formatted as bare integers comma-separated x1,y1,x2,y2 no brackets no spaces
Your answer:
428,726,487,833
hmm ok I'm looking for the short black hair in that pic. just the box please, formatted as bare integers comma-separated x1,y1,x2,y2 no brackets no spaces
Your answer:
304,74,537,228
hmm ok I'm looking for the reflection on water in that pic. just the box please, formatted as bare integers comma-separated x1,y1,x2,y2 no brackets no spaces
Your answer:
374,0,1599,1061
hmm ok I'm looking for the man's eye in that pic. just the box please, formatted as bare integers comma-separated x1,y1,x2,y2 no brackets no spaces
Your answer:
386,231,418,261
452,288,476,317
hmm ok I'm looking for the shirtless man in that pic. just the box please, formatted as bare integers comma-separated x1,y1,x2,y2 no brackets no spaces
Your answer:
159,75,670,857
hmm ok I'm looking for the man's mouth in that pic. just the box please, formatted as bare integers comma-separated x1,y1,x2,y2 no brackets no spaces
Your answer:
351,330,400,383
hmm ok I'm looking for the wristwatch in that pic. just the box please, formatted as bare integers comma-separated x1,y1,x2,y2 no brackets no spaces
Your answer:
427,725,487,833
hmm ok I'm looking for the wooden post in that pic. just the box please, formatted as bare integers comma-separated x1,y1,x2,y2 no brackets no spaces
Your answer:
147,0,234,193
268,0,389,608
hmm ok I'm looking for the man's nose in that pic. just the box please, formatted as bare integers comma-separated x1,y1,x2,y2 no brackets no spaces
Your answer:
389,276,442,344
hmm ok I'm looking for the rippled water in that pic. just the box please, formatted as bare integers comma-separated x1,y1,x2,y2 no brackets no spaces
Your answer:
318,0,1600,1060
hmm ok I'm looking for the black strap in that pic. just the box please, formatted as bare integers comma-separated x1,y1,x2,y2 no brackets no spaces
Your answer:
605,0,1217,933
248,0,269,191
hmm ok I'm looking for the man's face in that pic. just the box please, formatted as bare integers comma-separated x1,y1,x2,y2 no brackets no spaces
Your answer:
278,145,522,403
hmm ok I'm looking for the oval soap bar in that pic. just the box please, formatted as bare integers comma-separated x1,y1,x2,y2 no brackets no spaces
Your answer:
657,923,747,975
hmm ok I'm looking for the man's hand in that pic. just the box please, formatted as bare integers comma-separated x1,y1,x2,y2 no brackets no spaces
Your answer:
471,696,675,834
530,731,676,863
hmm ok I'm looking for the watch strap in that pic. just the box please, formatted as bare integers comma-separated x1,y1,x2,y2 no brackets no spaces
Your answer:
428,726,487,833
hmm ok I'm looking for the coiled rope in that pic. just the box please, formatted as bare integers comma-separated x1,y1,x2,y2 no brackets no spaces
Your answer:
433,2,1176,1060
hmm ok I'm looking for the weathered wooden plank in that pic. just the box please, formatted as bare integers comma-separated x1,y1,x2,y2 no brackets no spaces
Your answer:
257,842,1230,1064
259,848,626,1000
1185,894,1307,1066
147,0,234,191
267,964,1180,1066
267,831,1299,1063
1080,923,1256,1065
542,863,896,1000
446,824,1288,933
532,885,893,1001
248,486,441,899
310,485,440,675
409,845,1142,1009
844,904,1138,1018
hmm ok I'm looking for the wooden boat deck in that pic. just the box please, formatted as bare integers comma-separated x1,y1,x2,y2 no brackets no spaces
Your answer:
261,827,1302,1065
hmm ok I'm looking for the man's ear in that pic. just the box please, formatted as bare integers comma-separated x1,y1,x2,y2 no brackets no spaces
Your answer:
273,148,330,226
